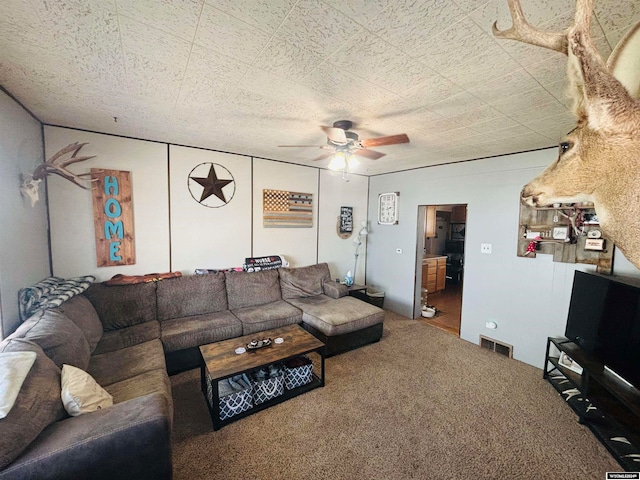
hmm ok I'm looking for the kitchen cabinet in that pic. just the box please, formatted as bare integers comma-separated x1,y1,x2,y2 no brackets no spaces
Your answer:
425,206,436,238
451,205,466,223
422,255,447,294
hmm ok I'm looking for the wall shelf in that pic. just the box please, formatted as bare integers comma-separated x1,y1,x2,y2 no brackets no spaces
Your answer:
517,201,613,274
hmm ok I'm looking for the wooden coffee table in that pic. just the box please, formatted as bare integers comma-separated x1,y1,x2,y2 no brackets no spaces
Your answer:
200,324,325,430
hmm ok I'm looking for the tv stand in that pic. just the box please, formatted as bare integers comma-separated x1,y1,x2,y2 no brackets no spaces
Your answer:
545,337,640,471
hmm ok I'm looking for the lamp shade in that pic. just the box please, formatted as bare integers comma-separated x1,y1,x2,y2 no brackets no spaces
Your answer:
328,152,347,171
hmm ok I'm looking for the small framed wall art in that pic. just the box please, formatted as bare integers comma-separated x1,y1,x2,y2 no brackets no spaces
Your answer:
378,192,399,225
338,206,353,238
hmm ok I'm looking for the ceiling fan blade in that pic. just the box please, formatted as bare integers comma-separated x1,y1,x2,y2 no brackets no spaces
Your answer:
311,152,335,162
321,126,348,145
355,149,385,160
361,134,409,148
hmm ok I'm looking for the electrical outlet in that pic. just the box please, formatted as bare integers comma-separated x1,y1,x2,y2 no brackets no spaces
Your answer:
481,243,492,254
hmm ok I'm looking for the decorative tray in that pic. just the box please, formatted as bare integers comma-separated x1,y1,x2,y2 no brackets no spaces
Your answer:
246,338,272,351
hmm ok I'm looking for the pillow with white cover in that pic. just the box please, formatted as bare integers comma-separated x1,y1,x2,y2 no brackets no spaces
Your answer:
61,364,113,416
0,351,37,419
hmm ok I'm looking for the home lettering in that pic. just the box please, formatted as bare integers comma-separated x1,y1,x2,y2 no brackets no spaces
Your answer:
104,176,123,262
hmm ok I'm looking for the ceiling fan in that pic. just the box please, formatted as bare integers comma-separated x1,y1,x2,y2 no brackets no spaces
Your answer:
278,120,410,164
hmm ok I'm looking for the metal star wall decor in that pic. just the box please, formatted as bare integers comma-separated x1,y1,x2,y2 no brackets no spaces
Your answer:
187,163,235,208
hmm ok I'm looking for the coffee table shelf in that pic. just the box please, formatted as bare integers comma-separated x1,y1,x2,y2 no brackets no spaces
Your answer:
199,324,325,430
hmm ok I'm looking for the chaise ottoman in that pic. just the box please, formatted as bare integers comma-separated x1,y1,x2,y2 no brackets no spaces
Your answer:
279,263,384,356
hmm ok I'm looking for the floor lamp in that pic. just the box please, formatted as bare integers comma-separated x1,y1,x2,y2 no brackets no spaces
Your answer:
352,222,368,284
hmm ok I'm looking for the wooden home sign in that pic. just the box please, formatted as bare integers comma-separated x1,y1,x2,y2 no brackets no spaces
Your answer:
91,168,135,267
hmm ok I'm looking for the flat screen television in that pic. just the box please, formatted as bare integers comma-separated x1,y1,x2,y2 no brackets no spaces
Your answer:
565,271,640,388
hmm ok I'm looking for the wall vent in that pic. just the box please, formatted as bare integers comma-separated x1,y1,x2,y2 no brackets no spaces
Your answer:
479,335,513,358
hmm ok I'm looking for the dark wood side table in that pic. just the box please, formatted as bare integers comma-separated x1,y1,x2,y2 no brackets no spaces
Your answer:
346,283,367,294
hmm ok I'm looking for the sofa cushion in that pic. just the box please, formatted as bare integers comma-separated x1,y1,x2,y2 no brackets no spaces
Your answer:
83,282,157,332
0,338,66,470
53,294,103,353
322,280,348,299
231,300,302,336
157,272,227,321
0,351,36,419
92,321,160,355
225,269,281,309
87,339,166,387
160,311,242,352
279,263,331,299
287,295,384,336
104,369,173,412
61,364,113,417
0,392,172,480
12,309,91,370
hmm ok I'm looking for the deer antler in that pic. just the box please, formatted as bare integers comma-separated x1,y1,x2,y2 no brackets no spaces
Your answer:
492,0,570,54
33,142,97,189
20,142,98,207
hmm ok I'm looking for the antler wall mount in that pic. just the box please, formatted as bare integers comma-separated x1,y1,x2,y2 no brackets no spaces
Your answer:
20,142,97,207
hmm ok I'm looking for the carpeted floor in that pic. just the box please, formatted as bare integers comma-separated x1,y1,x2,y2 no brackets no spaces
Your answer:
170,312,619,480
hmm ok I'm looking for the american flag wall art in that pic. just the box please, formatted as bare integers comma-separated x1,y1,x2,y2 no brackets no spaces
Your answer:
263,189,313,228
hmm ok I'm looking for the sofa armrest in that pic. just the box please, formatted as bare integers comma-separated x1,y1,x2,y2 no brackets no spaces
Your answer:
0,393,172,480
322,281,348,299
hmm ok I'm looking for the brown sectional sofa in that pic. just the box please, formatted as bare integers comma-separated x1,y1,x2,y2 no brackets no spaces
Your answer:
0,263,384,479
0,296,172,480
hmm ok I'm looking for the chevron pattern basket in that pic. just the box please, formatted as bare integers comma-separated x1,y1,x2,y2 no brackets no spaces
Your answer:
284,356,313,390
207,373,253,421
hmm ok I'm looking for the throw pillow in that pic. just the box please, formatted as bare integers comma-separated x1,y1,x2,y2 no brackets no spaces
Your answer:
0,339,66,470
61,364,113,417
0,351,37,419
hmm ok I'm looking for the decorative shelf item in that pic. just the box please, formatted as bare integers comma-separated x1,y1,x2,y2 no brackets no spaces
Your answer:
246,338,272,351
517,200,613,274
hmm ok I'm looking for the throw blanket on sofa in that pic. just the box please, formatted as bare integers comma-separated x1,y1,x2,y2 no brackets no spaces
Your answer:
243,255,289,272
19,275,95,321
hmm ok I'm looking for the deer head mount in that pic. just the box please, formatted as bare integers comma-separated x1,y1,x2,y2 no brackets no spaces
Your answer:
493,0,640,269
21,142,96,207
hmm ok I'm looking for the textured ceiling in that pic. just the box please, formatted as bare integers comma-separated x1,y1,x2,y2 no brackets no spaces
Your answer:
1,0,639,175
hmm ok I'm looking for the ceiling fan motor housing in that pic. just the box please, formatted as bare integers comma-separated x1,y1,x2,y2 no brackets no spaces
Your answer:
332,120,353,131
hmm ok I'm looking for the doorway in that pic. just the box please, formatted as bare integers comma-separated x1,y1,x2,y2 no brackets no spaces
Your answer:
414,204,466,336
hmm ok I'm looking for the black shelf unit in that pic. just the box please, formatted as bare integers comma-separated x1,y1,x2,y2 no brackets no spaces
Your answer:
204,373,323,431
544,336,640,471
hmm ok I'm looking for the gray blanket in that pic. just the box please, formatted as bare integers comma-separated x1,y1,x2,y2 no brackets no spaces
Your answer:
19,275,95,321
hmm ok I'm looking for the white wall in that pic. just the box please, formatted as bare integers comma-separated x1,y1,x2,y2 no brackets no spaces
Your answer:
0,91,50,336
367,149,640,369
318,170,369,284
44,127,367,283
169,146,251,272
46,126,170,281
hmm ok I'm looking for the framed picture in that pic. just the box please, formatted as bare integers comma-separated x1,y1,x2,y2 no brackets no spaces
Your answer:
558,352,583,375
339,206,353,234
378,192,399,225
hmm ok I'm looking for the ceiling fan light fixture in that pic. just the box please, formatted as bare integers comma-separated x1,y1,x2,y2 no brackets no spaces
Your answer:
328,151,347,171
347,155,359,169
